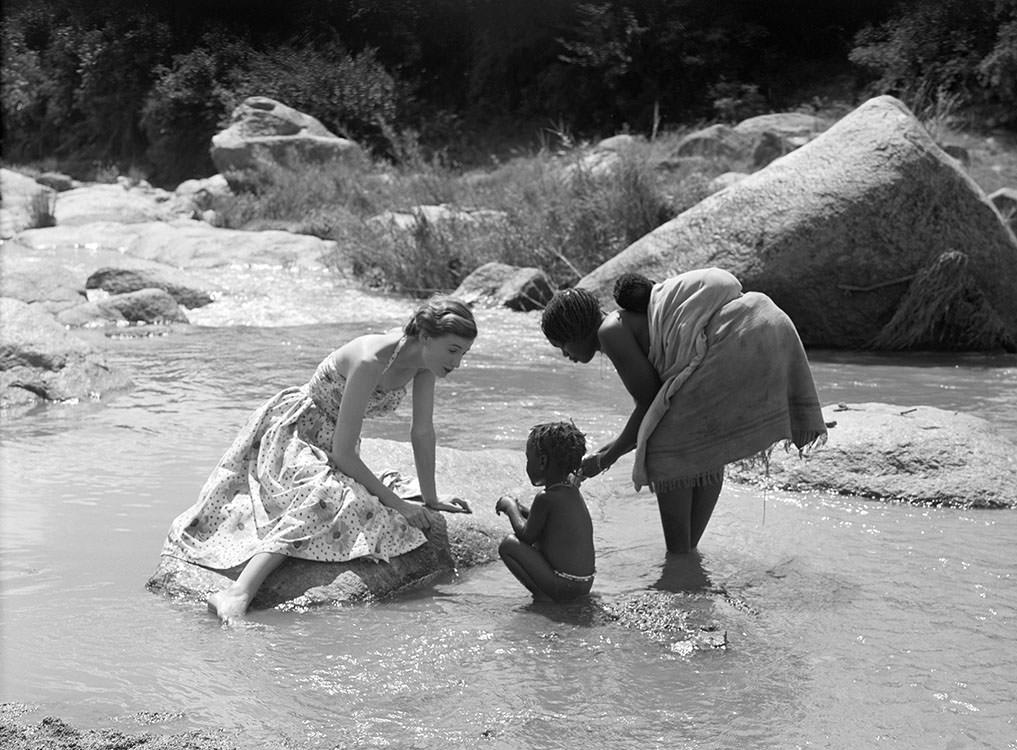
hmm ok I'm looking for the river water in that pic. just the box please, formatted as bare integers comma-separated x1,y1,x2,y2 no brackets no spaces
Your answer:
2,266,1015,749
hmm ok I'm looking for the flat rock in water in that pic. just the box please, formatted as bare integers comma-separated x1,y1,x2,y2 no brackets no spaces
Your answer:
15,219,337,270
728,402,1017,508
0,297,132,411
146,438,526,609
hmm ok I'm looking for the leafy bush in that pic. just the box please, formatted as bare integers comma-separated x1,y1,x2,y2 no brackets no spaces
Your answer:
1,6,169,169
227,43,398,147
849,0,1017,127
141,36,400,184
141,31,255,185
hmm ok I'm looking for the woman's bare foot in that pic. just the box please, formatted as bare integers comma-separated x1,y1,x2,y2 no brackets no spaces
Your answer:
207,587,252,624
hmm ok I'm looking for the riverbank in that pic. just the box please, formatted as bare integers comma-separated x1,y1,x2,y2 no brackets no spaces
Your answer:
1,703,240,750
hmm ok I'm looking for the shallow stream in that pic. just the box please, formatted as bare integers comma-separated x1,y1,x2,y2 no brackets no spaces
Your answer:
2,269,1015,749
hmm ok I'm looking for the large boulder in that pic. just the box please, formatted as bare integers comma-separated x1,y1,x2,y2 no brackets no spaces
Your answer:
0,297,132,411
577,96,1017,351
211,97,363,188
989,186,1017,235
146,438,528,609
728,402,1017,508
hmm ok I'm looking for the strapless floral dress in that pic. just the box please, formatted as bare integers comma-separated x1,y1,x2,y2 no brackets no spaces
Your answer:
161,344,427,568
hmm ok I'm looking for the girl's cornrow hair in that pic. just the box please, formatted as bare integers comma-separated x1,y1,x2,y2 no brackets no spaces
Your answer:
540,287,602,345
405,296,478,339
612,272,655,313
527,420,587,473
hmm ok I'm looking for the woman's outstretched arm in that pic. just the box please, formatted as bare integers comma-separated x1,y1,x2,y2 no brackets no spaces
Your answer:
410,370,471,512
592,316,662,471
410,369,438,501
332,356,430,528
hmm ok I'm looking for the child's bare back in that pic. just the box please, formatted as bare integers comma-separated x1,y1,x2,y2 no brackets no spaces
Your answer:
528,483,594,580
495,421,595,602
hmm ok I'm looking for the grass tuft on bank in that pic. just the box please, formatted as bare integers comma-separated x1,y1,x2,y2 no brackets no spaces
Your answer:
210,132,717,295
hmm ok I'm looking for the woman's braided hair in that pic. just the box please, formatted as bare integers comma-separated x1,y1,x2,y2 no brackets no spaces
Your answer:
527,421,587,473
540,287,602,345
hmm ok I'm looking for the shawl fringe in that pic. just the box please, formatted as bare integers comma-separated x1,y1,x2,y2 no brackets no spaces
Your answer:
644,430,828,493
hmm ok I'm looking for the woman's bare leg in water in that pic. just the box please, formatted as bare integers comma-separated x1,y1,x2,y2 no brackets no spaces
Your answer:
654,474,724,553
207,551,286,623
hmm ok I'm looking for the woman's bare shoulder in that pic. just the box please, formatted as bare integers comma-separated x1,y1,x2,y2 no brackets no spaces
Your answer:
599,310,649,353
332,332,396,374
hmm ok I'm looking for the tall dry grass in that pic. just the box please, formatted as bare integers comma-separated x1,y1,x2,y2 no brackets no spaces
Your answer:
211,135,726,296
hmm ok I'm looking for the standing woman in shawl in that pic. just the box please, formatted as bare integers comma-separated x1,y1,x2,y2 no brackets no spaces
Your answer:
540,268,826,553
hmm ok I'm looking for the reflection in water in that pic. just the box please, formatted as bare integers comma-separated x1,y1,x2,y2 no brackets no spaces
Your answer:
2,302,1016,749
651,550,714,593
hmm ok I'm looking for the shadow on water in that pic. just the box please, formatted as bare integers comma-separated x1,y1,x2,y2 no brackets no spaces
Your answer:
650,551,714,593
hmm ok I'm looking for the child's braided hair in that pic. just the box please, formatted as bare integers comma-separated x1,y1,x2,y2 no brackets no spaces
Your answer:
527,420,587,473
612,272,655,313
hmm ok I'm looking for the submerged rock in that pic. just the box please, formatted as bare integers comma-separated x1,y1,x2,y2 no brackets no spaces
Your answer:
85,265,214,308
599,590,730,655
728,402,1017,508
146,438,525,609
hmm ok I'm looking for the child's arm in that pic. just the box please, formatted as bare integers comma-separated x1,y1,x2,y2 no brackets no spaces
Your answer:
495,493,545,540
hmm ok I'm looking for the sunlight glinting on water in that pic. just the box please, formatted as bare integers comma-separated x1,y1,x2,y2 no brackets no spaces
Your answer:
2,270,1016,748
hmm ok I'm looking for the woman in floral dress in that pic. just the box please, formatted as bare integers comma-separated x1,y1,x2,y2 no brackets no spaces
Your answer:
162,297,476,622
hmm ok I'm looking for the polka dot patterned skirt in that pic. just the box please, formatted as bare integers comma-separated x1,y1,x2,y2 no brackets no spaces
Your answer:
162,386,427,568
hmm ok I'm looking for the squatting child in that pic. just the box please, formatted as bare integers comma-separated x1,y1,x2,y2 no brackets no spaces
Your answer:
495,421,596,602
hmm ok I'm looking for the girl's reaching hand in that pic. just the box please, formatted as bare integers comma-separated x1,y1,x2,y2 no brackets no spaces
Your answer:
426,495,472,514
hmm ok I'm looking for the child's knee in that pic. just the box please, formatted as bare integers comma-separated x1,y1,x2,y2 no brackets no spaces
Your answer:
498,535,518,559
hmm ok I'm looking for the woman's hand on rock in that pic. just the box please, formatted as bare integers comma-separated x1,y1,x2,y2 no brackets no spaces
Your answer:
393,498,431,529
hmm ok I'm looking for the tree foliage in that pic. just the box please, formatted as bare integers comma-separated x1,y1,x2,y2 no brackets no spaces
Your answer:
1,0,1014,185
850,0,1017,126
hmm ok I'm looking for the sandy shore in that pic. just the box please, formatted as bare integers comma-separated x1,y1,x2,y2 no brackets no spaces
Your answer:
0,703,240,750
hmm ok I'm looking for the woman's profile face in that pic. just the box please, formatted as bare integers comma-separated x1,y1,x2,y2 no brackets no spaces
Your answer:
421,333,474,378
554,333,598,364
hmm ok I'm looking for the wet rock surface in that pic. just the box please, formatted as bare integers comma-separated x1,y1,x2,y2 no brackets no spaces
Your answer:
728,402,1017,508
